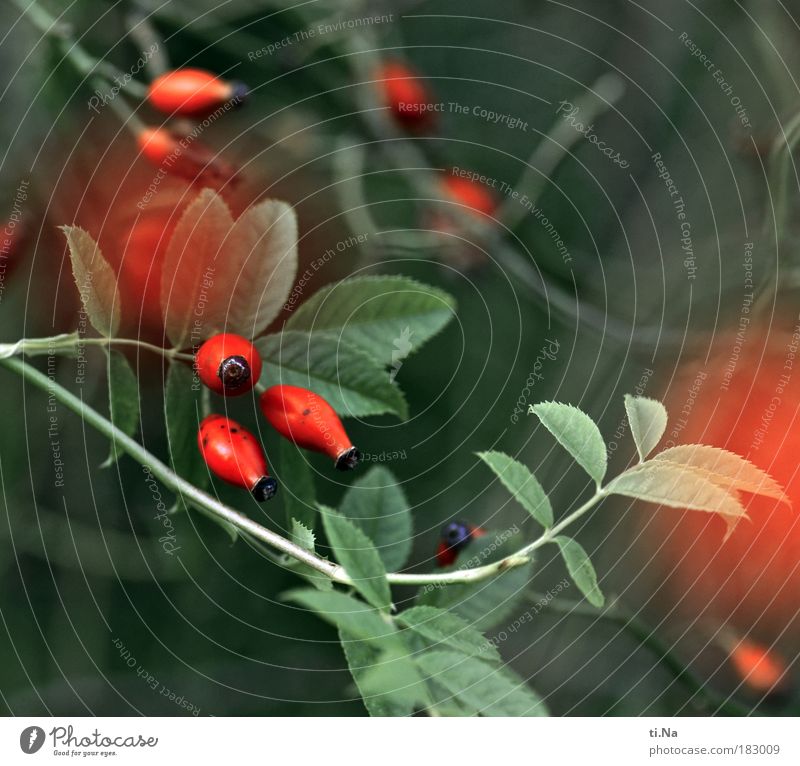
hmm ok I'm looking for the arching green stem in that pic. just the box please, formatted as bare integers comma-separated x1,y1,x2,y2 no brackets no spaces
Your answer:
0,356,606,588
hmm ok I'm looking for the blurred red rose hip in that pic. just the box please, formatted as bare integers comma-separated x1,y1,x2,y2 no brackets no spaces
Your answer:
376,61,435,128
147,68,248,118
632,332,800,648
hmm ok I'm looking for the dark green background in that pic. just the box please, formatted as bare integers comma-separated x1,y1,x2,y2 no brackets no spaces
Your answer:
1,0,798,715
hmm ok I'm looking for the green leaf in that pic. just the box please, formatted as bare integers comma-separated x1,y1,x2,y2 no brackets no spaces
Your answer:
102,350,139,467
476,451,553,527
283,588,393,640
624,395,667,461
162,361,235,537
340,466,412,571
415,651,548,716
321,506,392,611
257,331,408,419
161,189,234,348
160,190,298,347
397,605,500,662
552,535,604,608
417,563,534,630
285,519,332,591
164,361,206,487
286,275,456,366
533,402,607,485
424,679,474,716
606,461,748,539
652,444,790,505
61,226,121,337
221,198,298,337
349,638,430,715
279,440,317,530
339,630,422,716
290,518,315,550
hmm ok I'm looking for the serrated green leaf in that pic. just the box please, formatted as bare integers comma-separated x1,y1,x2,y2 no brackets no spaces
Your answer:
286,275,456,366
340,466,412,571
350,638,430,715
291,518,316,551
653,445,790,505
221,198,298,337
283,588,393,640
415,650,548,716
102,350,139,467
279,440,317,530
606,461,748,539
397,605,500,662
339,630,419,716
286,518,332,590
477,451,553,527
61,226,121,337
552,536,604,608
417,563,533,630
256,331,408,419
424,679,474,716
160,191,297,347
321,506,392,611
533,402,607,485
161,189,233,348
624,395,667,461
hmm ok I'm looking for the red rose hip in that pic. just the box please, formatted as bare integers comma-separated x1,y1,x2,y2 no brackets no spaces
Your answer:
375,61,434,128
147,68,248,118
136,127,238,185
260,384,360,470
442,174,496,217
727,636,788,697
195,333,262,396
436,521,486,567
198,414,277,500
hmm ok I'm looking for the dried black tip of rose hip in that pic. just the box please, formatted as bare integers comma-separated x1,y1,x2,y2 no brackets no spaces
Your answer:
441,521,472,550
218,355,251,390
229,81,249,106
335,447,361,471
252,476,278,502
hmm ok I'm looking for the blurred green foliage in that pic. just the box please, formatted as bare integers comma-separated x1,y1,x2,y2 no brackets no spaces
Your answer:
2,0,799,715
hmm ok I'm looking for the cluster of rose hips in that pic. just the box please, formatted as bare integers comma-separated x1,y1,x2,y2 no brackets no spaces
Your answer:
375,61,497,218
133,63,495,212
194,332,486,566
140,68,488,559
137,59,795,703
194,333,359,501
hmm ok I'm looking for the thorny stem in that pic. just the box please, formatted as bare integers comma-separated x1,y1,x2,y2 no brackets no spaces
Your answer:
0,356,612,589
